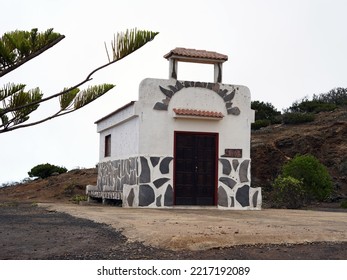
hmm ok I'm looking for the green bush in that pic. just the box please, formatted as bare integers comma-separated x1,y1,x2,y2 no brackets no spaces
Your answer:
282,112,315,124
272,176,306,209
311,103,337,113
251,119,271,130
282,155,333,201
287,99,337,114
72,195,88,203
340,200,347,209
302,100,335,113
251,101,281,123
28,163,67,179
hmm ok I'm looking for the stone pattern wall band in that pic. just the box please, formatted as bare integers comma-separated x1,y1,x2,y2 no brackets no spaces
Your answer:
88,156,174,207
88,156,261,209
218,158,261,209
123,156,174,207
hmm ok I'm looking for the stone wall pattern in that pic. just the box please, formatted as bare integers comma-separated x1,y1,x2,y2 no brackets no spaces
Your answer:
218,158,261,209
154,80,241,116
89,156,261,209
88,156,174,207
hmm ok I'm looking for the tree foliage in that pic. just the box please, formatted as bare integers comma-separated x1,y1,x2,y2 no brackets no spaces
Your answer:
285,87,347,115
251,101,281,130
0,28,158,133
0,28,64,77
286,97,337,114
28,163,67,179
314,87,347,106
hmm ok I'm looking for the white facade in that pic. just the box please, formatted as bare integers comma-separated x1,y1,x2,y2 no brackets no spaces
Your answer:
97,102,140,160
88,48,261,209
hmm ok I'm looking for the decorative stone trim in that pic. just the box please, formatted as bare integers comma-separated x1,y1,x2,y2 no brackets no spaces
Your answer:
123,156,174,207
88,156,261,209
89,156,174,207
153,80,240,115
218,158,261,209
95,157,138,196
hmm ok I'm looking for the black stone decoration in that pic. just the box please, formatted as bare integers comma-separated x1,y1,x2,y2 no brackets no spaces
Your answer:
232,159,239,171
253,191,259,208
239,160,250,183
219,159,231,175
97,158,138,194
138,184,155,206
218,89,228,98
219,177,237,189
223,90,235,102
164,184,173,206
156,195,162,207
127,188,135,207
129,157,136,170
139,157,151,183
159,86,174,98
150,157,160,167
153,102,168,111
227,107,241,116
218,186,228,207
154,80,240,115
236,185,250,207
160,157,173,174
129,171,136,185
153,178,170,188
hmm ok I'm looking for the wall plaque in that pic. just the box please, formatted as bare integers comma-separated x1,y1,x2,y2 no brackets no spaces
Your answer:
222,149,242,158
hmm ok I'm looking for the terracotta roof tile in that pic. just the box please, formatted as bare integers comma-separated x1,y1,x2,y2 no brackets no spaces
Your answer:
173,108,224,119
164,47,228,61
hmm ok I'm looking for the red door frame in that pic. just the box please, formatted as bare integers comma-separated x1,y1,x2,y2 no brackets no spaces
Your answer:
173,131,219,206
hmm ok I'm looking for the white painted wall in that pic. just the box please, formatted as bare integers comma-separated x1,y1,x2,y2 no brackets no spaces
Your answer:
96,102,137,133
97,103,140,162
137,78,254,158
96,77,254,161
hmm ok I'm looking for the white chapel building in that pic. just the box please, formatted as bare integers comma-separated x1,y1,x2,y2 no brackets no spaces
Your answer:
87,47,261,209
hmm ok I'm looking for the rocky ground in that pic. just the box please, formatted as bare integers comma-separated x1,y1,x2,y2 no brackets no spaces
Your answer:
1,203,346,260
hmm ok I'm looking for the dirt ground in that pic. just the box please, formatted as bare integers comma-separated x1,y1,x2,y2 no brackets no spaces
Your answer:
1,203,346,260
41,203,347,250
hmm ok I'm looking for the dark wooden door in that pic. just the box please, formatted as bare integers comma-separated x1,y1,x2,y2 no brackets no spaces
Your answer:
174,132,217,205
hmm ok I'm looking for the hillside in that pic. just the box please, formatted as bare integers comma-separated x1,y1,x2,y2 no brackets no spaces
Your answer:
0,168,97,203
1,108,346,206
251,108,347,204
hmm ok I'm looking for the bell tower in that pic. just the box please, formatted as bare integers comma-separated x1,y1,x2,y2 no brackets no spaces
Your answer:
164,47,228,83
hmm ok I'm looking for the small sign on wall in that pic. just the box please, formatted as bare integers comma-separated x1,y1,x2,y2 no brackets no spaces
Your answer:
222,148,242,158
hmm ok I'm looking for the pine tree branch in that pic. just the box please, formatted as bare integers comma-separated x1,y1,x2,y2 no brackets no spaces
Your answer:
1,29,158,116
1,50,132,115
0,29,159,133
0,35,65,78
0,84,114,133
0,108,74,133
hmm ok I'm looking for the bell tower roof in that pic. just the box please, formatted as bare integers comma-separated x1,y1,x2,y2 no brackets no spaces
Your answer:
164,47,228,83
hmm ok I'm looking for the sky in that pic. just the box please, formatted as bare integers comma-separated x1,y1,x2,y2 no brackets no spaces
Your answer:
1,0,347,184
